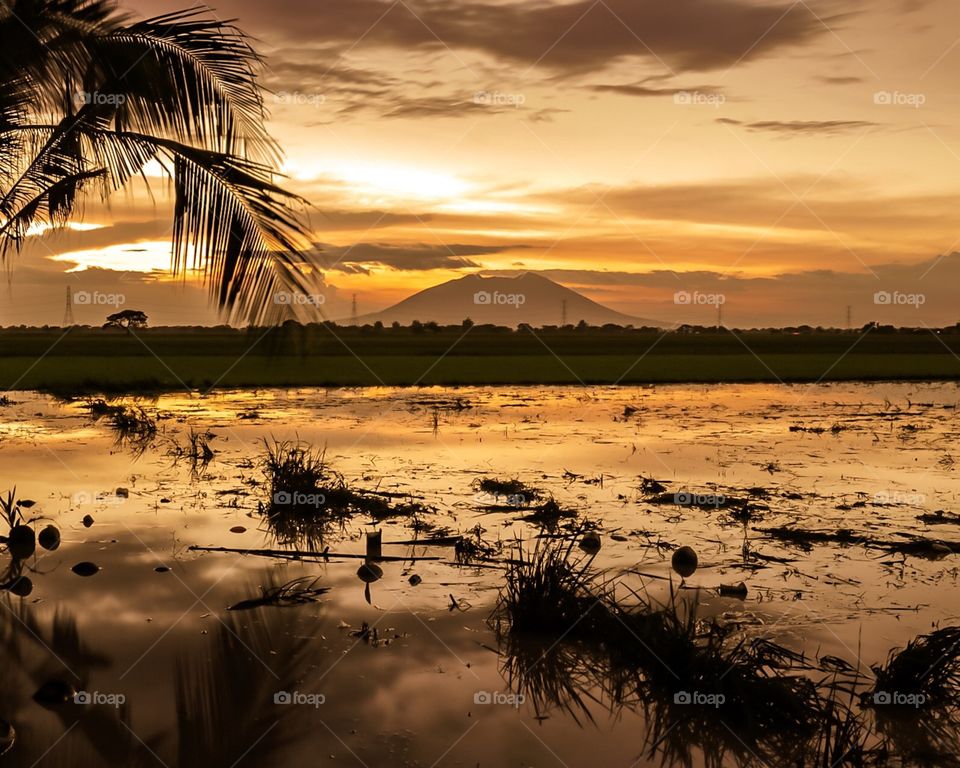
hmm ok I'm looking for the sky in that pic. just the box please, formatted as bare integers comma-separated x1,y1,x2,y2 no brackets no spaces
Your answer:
3,0,960,327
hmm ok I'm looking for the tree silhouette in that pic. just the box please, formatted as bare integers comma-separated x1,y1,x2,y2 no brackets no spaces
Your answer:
104,309,147,329
0,0,319,324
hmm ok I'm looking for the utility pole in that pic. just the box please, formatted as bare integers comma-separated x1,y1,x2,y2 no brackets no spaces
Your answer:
846,305,852,329
350,294,358,325
63,286,75,327
717,303,723,328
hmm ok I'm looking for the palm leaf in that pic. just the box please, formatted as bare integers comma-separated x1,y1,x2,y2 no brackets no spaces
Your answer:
0,2,320,323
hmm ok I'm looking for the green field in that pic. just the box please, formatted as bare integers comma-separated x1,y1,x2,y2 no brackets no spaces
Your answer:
2,326,960,392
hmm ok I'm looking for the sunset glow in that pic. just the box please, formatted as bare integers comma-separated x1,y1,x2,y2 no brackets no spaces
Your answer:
5,0,960,327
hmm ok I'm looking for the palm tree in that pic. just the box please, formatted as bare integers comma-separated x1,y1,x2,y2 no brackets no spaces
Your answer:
0,0,319,324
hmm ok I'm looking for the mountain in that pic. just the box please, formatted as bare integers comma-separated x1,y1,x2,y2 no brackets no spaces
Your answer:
350,273,666,327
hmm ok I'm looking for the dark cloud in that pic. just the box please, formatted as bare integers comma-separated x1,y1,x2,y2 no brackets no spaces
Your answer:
314,242,529,272
132,0,827,75
717,117,880,135
816,75,866,85
590,82,725,98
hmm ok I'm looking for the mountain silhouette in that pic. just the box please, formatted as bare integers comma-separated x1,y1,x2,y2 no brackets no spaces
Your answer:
349,273,665,327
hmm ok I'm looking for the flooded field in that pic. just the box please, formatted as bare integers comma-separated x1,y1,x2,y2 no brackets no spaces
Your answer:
1,382,959,767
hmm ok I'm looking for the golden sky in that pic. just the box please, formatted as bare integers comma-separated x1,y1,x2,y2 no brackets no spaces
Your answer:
5,0,960,327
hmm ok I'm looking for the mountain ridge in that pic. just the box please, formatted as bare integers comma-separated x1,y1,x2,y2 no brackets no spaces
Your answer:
345,273,666,327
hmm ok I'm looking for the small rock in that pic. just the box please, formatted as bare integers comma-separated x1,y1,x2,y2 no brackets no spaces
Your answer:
71,562,100,577
719,582,748,599
82,515,94,528
408,574,422,586
579,531,602,553
154,565,170,573
38,525,61,551
671,546,698,578
115,487,129,498
0,720,14,756
229,526,246,534
8,576,32,597
160,498,171,504
357,563,383,583
7,526,35,559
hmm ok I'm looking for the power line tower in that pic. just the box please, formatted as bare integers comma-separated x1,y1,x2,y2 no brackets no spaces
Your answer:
846,305,852,329
561,299,567,326
350,294,358,325
63,286,75,327
717,303,724,328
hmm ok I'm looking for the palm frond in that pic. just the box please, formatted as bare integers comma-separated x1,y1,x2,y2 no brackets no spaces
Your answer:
93,8,275,160
0,1,318,323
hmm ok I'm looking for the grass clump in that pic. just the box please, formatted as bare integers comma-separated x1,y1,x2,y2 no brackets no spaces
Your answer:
261,440,430,547
868,627,960,711
168,429,216,477
492,538,822,766
492,536,601,636
84,399,157,455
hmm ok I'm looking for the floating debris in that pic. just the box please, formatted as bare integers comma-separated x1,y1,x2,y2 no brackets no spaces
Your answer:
474,478,542,508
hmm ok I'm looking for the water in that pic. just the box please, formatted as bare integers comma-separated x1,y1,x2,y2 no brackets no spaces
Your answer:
1,382,958,766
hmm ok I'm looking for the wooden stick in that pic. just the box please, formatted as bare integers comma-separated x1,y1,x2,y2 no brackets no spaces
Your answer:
188,545,440,562
385,536,463,546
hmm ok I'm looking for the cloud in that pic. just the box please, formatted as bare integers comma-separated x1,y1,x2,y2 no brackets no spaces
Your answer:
317,210,435,230
717,117,880,135
482,252,960,326
314,242,529,272
132,0,826,75
816,75,866,85
589,81,725,98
